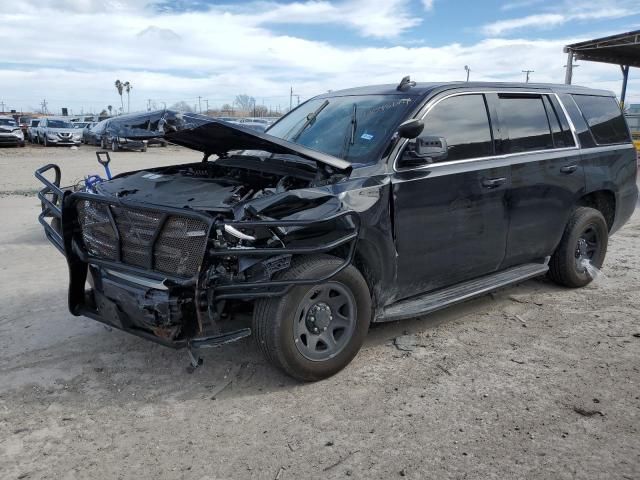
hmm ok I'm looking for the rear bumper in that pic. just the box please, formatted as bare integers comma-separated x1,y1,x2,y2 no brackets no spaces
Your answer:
35,163,359,349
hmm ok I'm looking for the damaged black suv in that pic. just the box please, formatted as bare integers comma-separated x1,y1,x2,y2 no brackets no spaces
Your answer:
36,79,638,380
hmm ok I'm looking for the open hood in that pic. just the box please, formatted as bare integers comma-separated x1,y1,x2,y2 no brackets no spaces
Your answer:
164,112,351,171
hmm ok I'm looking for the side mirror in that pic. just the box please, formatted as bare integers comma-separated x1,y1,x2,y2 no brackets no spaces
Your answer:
398,135,448,169
397,119,424,139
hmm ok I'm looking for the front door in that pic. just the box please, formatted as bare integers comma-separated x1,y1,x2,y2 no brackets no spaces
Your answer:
391,93,510,300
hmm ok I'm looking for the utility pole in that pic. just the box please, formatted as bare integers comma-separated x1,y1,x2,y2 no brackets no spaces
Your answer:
522,69,534,83
0,100,5,113
464,65,471,82
41,99,48,115
198,96,202,113
147,99,152,111
289,86,293,111
204,99,209,114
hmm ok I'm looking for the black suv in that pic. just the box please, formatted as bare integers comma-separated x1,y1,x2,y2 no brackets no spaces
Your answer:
35,80,638,381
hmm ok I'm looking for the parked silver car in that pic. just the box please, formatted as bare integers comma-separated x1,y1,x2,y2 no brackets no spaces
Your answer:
36,118,82,146
27,119,41,143
0,116,25,147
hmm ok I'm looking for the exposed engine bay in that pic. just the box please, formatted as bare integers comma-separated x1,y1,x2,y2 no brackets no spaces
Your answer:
95,153,345,213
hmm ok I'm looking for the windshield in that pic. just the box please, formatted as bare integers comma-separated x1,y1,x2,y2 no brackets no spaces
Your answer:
0,119,17,127
48,120,74,129
267,94,415,164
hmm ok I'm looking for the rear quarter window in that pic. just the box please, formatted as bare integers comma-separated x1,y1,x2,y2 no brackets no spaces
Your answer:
572,94,630,145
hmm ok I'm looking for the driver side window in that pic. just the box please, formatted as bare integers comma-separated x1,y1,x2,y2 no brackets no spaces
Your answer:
413,94,494,163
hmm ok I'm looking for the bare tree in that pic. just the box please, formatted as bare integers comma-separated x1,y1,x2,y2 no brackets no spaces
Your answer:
114,80,124,113
234,94,255,112
254,105,268,117
170,101,194,113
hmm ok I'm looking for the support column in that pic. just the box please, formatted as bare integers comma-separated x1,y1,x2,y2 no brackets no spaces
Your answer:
564,50,574,84
620,65,630,108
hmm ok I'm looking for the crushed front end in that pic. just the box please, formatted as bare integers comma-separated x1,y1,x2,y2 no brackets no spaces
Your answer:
35,153,358,352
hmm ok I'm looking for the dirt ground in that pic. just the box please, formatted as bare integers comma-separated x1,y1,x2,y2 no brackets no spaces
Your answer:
0,144,639,480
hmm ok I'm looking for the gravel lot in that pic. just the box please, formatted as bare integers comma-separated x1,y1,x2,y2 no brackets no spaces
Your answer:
1,144,639,479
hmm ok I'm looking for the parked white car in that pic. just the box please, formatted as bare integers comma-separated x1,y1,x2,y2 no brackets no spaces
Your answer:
0,116,25,147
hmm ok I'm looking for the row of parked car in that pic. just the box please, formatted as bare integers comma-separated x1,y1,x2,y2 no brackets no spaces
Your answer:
1,111,280,149
22,113,170,152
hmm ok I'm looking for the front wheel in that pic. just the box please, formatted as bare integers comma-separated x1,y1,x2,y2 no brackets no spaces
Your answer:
111,140,118,152
548,207,608,288
43,136,48,147
253,255,371,381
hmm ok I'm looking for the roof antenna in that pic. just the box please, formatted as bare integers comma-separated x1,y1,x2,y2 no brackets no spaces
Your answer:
396,75,416,92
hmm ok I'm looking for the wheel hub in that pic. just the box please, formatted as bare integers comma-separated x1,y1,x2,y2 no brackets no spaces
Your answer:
306,302,332,333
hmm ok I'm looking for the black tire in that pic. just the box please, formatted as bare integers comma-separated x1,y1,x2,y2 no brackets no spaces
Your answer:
111,140,118,152
253,254,372,381
548,207,608,288
43,135,48,147
100,137,106,149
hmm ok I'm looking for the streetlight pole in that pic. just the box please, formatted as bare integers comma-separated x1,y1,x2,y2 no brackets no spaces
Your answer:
464,65,471,82
522,69,534,83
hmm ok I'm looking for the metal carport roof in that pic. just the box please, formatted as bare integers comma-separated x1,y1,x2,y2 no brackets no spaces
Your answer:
564,30,640,106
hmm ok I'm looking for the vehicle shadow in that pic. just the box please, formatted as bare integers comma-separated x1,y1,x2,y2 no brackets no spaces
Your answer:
2,274,567,404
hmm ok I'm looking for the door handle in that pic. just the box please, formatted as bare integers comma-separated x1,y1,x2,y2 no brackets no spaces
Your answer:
481,177,506,189
560,165,578,174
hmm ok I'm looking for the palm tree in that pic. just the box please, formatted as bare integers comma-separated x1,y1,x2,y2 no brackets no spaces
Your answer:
107,105,112,116
123,81,132,113
114,80,124,114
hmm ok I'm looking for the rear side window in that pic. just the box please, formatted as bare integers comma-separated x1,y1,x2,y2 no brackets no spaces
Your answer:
421,94,493,161
543,96,575,148
572,95,630,145
498,95,553,153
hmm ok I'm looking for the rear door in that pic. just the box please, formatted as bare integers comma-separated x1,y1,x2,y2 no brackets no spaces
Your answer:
493,92,585,268
391,93,511,299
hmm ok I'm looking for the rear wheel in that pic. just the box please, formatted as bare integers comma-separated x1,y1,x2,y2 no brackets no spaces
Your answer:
111,140,118,152
253,255,371,381
43,136,48,147
548,207,608,288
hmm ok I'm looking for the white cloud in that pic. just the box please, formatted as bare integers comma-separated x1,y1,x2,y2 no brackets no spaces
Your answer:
483,2,637,36
421,0,434,10
1,1,638,115
483,13,566,36
500,0,544,12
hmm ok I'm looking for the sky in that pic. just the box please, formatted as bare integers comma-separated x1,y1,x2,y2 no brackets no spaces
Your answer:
1,0,639,115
